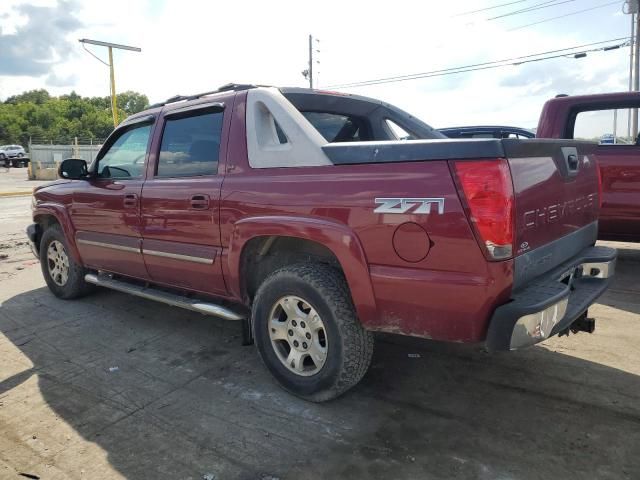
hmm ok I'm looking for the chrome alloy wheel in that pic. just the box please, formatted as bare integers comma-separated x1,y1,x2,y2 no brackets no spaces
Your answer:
268,295,328,376
47,240,69,286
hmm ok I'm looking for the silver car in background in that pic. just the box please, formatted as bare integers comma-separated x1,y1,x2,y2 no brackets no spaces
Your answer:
0,145,29,167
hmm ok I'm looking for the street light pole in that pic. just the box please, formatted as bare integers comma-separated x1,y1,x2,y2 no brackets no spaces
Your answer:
108,47,118,125
79,38,142,127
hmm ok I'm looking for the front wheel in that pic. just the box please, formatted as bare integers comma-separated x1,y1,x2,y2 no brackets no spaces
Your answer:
40,225,94,299
253,263,374,402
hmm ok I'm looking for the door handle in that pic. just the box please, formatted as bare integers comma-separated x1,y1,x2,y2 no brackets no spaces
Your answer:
190,194,210,210
124,193,138,208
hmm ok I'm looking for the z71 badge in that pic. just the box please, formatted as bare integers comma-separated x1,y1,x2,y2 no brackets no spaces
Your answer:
374,197,445,214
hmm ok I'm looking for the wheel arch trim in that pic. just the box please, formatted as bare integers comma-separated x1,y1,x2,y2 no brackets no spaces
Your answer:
33,204,82,263
227,215,377,325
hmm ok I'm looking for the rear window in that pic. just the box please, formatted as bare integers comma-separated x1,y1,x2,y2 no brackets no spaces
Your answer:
574,108,636,145
301,112,371,142
467,132,495,139
385,119,418,140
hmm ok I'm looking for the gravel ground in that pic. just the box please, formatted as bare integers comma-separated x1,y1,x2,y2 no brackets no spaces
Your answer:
1,195,639,480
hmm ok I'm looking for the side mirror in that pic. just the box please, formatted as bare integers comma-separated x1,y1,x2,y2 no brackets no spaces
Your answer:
59,158,89,179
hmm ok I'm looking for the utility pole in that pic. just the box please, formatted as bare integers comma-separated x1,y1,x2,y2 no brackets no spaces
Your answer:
302,35,320,89
308,35,314,88
629,11,635,139
79,39,142,127
625,1,640,138
633,12,640,138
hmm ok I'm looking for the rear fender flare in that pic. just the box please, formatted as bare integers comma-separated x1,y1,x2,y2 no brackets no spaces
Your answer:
227,216,377,325
33,204,81,263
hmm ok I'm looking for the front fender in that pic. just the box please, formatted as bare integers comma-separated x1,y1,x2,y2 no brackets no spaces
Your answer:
227,216,378,326
33,203,81,263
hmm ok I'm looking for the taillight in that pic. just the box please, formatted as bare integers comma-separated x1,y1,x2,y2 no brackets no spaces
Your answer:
453,159,515,261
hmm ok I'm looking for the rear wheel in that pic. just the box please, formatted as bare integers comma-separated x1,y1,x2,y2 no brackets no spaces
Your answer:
253,263,374,402
40,225,93,299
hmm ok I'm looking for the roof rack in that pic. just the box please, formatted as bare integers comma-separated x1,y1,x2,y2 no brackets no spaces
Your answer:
148,83,257,109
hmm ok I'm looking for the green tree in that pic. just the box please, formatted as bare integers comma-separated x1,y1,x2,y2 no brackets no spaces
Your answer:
0,89,148,145
117,91,149,115
4,89,51,105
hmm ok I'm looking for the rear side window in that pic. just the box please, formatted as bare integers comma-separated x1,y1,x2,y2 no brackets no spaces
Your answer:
574,109,636,145
157,111,223,177
301,112,371,142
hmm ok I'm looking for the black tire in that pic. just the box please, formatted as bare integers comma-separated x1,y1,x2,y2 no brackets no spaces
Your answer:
40,224,93,299
11,159,18,168
253,263,374,402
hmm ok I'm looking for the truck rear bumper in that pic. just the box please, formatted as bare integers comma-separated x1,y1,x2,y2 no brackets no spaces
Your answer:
485,245,616,351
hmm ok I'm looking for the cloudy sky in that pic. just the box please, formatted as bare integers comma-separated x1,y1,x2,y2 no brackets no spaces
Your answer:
0,0,634,131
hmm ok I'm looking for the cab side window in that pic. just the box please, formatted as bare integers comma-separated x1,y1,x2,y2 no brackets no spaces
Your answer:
157,110,224,178
96,124,152,179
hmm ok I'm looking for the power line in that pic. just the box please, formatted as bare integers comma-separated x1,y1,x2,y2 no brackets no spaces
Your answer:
487,0,576,21
327,37,628,89
328,38,628,88
508,0,620,30
337,45,625,88
452,0,531,17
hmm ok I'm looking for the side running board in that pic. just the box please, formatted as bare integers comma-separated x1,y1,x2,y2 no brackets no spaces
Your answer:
84,273,245,321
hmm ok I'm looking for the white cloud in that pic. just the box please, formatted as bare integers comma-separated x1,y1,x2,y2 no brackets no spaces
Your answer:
0,0,633,130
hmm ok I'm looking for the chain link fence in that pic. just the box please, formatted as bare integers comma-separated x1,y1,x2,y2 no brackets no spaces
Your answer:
28,137,107,146
28,138,103,180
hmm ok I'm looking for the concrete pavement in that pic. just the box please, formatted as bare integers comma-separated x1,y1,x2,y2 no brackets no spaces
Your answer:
1,196,639,479
0,168,50,197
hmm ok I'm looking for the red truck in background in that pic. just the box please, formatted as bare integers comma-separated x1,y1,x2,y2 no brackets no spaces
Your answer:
537,92,640,242
27,85,616,401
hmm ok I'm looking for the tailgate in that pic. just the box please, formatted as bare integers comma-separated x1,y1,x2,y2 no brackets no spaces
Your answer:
502,139,600,289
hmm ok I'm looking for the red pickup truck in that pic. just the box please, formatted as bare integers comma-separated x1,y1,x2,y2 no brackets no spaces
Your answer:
27,84,616,401
537,92,640,242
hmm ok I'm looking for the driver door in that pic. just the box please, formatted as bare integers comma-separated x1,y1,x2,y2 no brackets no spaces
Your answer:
70,120,154,279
